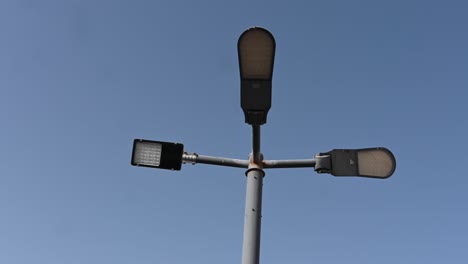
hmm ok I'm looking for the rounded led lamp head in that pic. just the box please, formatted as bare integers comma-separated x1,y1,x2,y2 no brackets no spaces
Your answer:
316,147,396,179
238,27,276,125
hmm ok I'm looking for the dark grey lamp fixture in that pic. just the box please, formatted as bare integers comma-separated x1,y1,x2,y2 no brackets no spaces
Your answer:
315,147,396,178
238,27,276,125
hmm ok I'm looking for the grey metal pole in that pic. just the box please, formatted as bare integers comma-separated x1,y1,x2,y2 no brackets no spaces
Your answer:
242,160,264,264
263,159,316,168
182,153,249,168
242,123,264,264
252,125,261,163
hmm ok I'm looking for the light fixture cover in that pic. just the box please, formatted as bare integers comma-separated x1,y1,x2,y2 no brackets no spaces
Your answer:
131,139,184,171
356,148,396,178
238,28,275,80
315,147,396,178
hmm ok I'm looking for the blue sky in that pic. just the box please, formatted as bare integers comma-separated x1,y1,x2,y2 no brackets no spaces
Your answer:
1,0,467,263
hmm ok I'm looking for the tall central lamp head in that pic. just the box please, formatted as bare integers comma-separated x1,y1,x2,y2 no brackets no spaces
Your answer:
238,27,276,125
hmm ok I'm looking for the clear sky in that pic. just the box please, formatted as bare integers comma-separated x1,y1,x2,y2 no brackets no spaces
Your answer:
1,0,467,263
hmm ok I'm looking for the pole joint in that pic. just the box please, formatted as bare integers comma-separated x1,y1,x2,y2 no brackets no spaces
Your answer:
246,154,265,177
182,152,198,165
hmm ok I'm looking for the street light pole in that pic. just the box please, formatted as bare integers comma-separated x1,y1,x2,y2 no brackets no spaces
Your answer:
238,26,275,263
242,124,264,264
242,159,264,264
130,26,397,264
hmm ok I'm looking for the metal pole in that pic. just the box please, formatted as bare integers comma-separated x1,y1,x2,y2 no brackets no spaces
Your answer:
263,159,316,169
242,160,264,264
182,153,249,168
252,125,261,163
242,123,264,264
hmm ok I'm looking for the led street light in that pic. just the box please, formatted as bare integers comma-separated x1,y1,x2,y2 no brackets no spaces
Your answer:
131,139,184,170
238,27,276,125
315,147,396,178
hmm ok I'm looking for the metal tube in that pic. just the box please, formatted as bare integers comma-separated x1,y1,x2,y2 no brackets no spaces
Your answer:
183,153,316,170
182,153,249,168
197,155,249,168
263,159,316,169
242,162,264,264
252,125,261,163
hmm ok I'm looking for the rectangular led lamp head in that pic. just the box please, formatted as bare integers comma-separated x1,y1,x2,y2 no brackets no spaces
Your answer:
131,139,184,171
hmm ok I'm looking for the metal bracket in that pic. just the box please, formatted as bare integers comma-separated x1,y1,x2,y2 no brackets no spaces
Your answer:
314,154,331,174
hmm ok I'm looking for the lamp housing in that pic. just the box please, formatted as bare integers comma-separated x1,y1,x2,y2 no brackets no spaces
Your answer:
315,147,396,179
238,27,276,125
131,139,184,171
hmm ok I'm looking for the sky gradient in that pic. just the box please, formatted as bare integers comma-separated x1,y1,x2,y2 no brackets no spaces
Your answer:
1,0,467,263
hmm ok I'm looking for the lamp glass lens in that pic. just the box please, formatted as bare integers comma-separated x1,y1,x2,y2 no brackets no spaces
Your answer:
239,30,274,79
134,141,162,167
357,149,394,178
